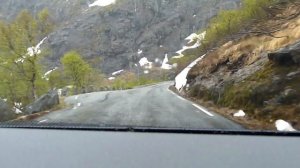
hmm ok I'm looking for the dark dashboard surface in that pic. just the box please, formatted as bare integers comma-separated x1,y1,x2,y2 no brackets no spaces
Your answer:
0,128,299,168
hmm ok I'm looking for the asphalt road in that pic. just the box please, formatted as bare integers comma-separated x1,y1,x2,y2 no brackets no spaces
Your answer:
36,82,243,130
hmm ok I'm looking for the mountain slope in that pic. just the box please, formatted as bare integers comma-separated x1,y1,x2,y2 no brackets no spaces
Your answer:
0,0,241,74
182,1,300,130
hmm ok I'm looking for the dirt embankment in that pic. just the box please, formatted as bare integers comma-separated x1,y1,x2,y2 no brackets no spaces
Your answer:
186,2,300,130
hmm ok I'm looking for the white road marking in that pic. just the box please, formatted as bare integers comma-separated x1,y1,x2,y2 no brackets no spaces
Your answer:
168,89,177,95
168,87,214,117
192,104,214,117
176,95,186,101
168,88,187,102
39,119,48,123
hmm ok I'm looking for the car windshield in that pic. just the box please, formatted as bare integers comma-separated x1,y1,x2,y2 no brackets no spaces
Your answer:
0,0,300,133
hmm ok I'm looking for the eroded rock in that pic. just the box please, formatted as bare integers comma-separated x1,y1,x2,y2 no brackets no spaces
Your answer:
25,90,59,114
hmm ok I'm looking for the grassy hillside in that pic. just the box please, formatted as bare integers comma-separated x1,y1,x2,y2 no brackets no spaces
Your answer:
185,0,300,130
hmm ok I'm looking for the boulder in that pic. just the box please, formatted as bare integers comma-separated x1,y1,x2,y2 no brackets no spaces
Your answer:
25,90,59,114
0,99,16,122
268,52,299,65
266,88,299,106
278,89,299,104
268,41,300,65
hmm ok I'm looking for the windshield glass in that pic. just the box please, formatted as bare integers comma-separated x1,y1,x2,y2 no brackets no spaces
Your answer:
0,0,300,132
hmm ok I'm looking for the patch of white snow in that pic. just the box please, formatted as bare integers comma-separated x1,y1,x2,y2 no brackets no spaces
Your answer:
15,37,47,64
108,77,116,80
112,69,124,76
174,31,206,58
139,57,152,68
175,54,206,91
172,54,184,59
185,33,199,44
89,0,116,7
161,54,172,70
13,107,22,114
275,120,296,132
42,67,58,80
27,37,48,57
233,110,246,117
137,49,143,55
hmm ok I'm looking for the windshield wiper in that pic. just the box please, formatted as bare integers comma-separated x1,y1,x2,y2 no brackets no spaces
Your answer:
0,121,300,136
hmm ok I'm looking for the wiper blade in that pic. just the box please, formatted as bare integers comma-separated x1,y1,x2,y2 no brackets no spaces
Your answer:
0,121,300,137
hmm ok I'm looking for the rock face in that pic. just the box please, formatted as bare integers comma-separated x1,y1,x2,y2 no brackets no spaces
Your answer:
268,41,300,65
0,0,87,23
0,0,240,74
25,90,60,114
0,99,16,122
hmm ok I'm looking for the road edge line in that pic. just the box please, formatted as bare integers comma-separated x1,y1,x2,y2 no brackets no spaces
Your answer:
192,104,214,117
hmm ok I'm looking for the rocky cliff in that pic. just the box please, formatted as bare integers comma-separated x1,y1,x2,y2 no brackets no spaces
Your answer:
0,0,240,74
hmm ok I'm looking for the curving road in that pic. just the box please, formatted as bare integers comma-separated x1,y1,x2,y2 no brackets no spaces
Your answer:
36,82,243,130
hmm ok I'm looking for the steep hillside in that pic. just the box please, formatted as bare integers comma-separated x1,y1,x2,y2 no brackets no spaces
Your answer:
0,0,87,23
0,0,241,74
183,1,300,130
46,0,241,74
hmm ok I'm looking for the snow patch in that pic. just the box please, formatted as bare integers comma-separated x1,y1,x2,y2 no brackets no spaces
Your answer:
42,67,58,80
161,54,172,70
175,54,206,91
172,55,184,59
15,37,47,63
185,33,199,44
89,0,116,7
13,102,23,114
108,77,116,80
174,31,206,58
112,69,124,76
13,107,22,114
233,110,246,117
14,102,22,108
27,37,48,57
144,70,149,74
139,57,153,69
275,120,296,132
137,49,143,55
